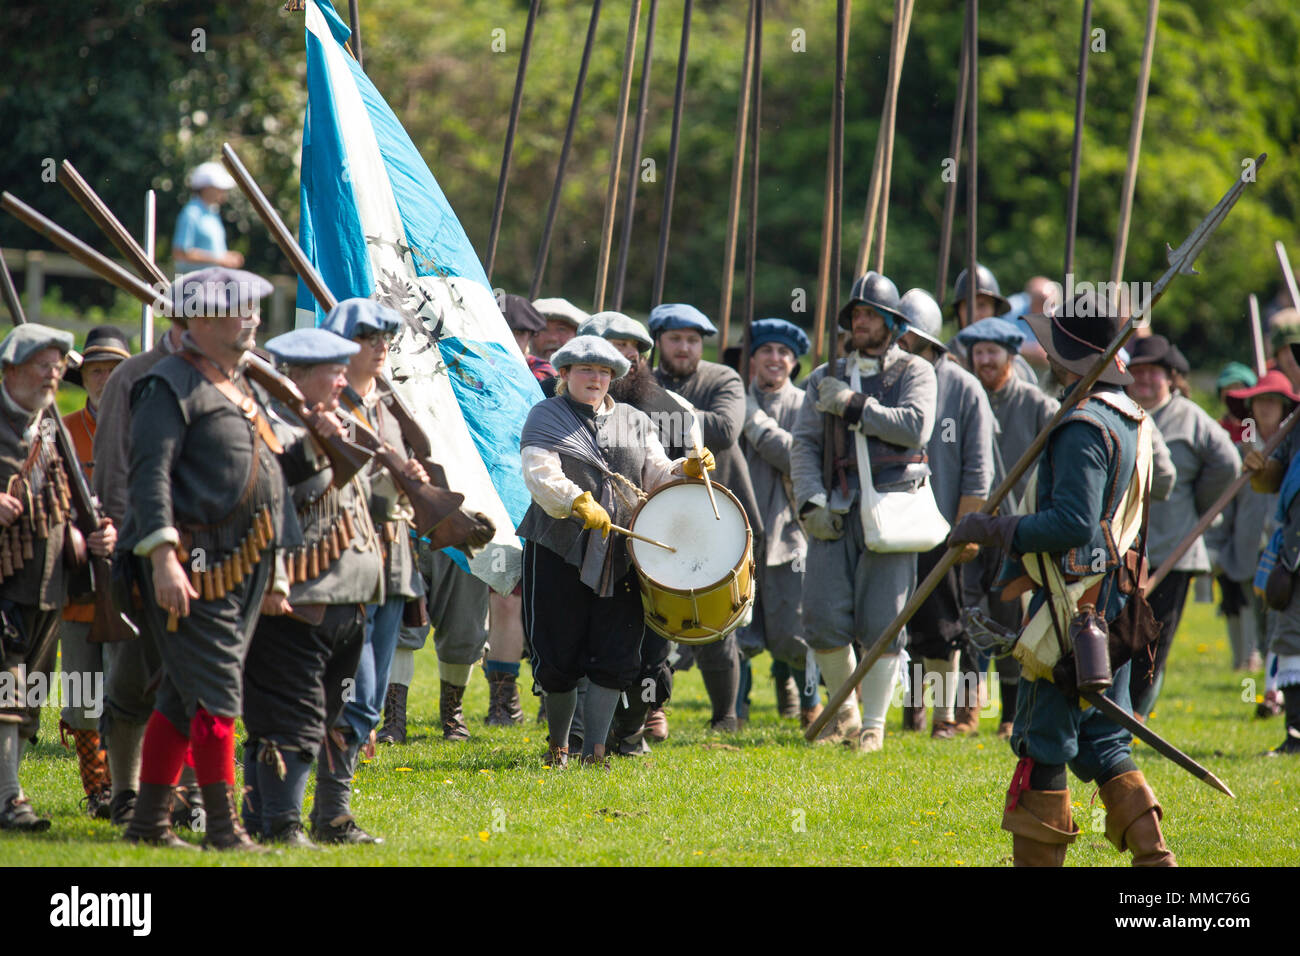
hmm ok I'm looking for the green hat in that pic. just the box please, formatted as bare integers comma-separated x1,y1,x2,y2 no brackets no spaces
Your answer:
0,324,75,367
1215,361,1257,393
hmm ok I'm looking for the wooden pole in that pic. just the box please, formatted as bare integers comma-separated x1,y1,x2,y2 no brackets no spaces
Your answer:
651,0,693,307
814,147,834,362
1277,241,1300,308
348,0,363,70
1249,294,1266,378
717,0,757,356
738,0,763,386
594,0,642,312
485,0,541,282
1109,0,1158,287
935,21,969,304
142,189,156,348
530,0,603,300
612,0,659,311
1063,0,1093,280
829,0,849,357
872,0,915,275
964,0,978,329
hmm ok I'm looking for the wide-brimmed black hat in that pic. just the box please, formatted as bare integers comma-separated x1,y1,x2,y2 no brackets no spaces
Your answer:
1023,306,1132,386
1126,334,1190,376
64,325,130,388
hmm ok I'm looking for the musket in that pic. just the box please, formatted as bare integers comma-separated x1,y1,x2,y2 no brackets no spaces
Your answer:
240,352,373,488
962,608,1232,796
1145,398,1300,594
217,144,495,551
0,193,170,314
57,160,169,289
806,155,1267,742
335,409,492,554
0,254,139,645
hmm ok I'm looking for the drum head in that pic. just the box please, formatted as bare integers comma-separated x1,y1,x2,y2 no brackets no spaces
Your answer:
629,482,748,590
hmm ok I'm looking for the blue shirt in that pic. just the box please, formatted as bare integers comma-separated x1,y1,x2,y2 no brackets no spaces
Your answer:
172,197,228,273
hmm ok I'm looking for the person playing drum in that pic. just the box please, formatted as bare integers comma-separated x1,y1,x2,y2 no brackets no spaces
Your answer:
517,336,714,768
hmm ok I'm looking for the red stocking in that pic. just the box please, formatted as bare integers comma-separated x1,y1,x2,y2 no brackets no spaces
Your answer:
139,711,190,787
189,708,236,786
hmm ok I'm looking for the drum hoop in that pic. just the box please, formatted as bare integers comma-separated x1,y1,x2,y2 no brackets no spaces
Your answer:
627,478,753,595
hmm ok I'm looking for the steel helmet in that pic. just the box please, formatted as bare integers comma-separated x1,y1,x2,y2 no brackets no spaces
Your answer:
947,262,1011,320
837,271,904,332
896,288,945,351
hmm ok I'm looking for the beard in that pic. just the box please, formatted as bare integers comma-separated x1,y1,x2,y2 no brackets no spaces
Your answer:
608,359,658,409
659,351,700,379
850,326,890,354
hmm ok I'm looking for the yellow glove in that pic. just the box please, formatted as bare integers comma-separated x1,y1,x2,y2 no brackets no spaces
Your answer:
683,448,716,478
570,491,612,539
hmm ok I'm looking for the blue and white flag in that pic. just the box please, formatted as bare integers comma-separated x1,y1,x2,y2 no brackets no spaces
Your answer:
298,0,541,592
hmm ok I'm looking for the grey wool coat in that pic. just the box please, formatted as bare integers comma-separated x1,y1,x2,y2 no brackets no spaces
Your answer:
743,378,806,567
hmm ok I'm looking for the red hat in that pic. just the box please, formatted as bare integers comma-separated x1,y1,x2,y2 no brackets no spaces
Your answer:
1225,369,1300,422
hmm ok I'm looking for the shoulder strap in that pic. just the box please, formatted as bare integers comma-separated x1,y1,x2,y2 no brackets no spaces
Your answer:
178,350,283,454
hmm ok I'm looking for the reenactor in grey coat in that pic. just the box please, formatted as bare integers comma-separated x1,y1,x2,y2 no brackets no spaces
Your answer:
740,319,822,727
121,268,295,851
0,325,116,831
1126,335,1239,719
651,303,764,733
94,300,194,827
897,292,995,738
1207,371,1294,673
240,328,385,847
791,272,937,752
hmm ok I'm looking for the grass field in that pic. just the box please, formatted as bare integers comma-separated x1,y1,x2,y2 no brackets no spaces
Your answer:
4,592,1297,866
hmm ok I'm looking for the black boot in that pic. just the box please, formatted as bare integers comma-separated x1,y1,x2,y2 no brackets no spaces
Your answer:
608,693,652,756
376,683,408,744
122,783,198,850
171,784,205,831
440,681,471,741
199,782,268,852
310,731,382,845
701,665,740,733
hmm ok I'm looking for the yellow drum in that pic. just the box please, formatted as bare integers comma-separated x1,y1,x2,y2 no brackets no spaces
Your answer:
627,479,754,645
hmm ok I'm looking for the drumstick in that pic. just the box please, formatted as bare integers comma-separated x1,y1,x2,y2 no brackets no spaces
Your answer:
610,524,676,552
692,442,721,521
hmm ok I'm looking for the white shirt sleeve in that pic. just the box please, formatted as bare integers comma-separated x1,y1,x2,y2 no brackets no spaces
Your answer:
521,446,584,518
642,428,688,491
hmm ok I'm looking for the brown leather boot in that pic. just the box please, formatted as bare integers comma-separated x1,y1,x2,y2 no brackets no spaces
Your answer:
952,703,980,736
1001,789,1079,867
375,683,407,744
199,782,268,852
123,783,198,850
1098,770,1177,867
901,703,927,732
485,671,525,726
440,681,471,741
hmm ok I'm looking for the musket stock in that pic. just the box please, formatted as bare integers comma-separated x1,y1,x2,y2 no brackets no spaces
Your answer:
240,353,373,488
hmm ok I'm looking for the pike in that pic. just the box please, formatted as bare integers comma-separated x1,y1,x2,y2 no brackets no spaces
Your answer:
962,607,1234,797
0,253,140,645
1277,240,1300,309
218,142,494,553
806,155,1267,742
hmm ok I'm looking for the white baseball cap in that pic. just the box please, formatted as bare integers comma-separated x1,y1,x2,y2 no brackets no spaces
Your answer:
187,161,236,192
